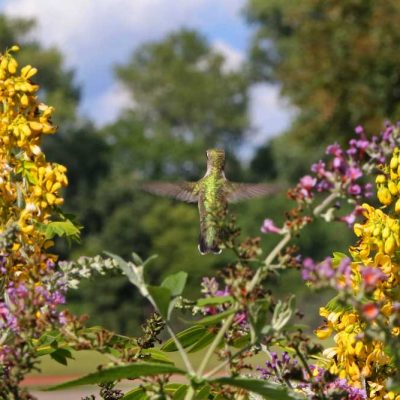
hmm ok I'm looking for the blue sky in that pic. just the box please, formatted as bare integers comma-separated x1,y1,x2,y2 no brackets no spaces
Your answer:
1,0,293,155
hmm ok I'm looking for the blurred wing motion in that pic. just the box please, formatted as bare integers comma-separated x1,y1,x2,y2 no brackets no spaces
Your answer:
141,181,198,203
226,183,280,203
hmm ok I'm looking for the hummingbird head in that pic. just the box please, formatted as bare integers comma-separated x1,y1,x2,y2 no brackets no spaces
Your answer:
206,148,225,174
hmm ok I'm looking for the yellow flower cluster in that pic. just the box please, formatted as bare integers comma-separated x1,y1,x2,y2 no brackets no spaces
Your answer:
0,46,68,276
316,149,400,399
376,147,400,210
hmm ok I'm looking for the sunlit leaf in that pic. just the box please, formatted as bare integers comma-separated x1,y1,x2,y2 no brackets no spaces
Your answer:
46,362,185,391
161,271,188,297
161,325,206,352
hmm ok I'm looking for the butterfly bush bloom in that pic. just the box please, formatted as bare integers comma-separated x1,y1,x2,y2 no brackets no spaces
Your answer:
0,47,79,396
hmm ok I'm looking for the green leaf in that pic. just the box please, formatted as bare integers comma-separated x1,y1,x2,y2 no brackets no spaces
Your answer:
197,296,233,307
249,298,270,338
123,384,184,400
196,309,235,326
106,252,140,287
196,385,211,399
122,387,147,400
326,295,353,313
161,271,188,297
172,385,188,399
46,362,185,391
36,220,81,241
49,348,74,366
142,254,158,268
212,378,296,399
332,252,348,266
161,325,206,352
147,286,172,320
188,330,215,353
142,348,173,364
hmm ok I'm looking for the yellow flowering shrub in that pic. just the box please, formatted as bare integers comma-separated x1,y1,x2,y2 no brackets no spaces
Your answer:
316,149,400,399
0,46,76,279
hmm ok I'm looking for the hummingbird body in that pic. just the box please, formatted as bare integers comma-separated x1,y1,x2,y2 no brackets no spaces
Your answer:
197,149,228,254
142,149,278,255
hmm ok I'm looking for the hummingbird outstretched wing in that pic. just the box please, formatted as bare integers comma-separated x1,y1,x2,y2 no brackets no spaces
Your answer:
141,181,198,203
225,183,279,203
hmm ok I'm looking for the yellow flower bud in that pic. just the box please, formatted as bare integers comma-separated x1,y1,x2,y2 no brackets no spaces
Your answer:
395,198,400,214
384,235,396,255
314,325,333,339
388,180,398,195
21,65,37,79
391,156,399,169
377,187,392,205
382,226,390,239
372,225,381,236
29,121,43,132
376,175,386,184
7,58,18,74
45,192,56,205
20,94,29,107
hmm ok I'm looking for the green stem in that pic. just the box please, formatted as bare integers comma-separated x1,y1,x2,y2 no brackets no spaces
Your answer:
313,192,339,217
196,310,237,377
203,343,253,379
165,323,195,376
184,386,196,400
145,295,195,375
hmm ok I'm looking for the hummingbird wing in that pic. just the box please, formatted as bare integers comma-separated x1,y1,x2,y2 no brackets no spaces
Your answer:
225,183,279,203
141,181,198,203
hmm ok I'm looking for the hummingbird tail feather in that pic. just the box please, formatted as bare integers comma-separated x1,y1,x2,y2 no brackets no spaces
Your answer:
198,235,221,255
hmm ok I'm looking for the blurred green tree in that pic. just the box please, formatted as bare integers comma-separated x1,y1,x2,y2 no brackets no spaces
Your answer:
69,30,258,334
244,0,400,180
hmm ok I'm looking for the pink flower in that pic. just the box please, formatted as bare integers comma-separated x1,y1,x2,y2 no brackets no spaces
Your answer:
355,125,364,135
261,219,281,234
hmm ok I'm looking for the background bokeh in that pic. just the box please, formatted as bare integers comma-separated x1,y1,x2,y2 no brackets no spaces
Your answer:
1,0,400,336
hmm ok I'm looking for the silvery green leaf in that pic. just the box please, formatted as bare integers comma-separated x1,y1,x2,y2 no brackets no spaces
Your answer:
272,296,295,332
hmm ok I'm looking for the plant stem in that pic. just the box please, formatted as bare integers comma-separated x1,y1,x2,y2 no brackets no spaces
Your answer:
165,323,195,375
313,192,339,217
184,386,196,400
146,295,195,375
203,343,253,379
196,310,237,377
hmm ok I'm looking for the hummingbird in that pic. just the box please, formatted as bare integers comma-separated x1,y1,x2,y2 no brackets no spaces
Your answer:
142,149,278,255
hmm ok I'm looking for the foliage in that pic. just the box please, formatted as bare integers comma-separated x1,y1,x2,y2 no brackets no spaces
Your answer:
245,0,400,180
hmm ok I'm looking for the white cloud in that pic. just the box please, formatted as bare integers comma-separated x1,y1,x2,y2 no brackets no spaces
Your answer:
212,40,244,72
249,83,294,145
237,83,294,161
85,82,133,127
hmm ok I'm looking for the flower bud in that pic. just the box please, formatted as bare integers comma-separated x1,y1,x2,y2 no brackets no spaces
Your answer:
395,198,400,214
377,187,392,205
388,180,398,195
384,235,395,255
376,175,386,184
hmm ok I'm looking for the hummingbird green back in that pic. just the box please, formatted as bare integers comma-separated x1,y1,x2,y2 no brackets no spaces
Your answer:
197,149,227,254
141,148,280,255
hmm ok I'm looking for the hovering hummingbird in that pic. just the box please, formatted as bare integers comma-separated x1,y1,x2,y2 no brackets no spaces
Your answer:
142,149,277,255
